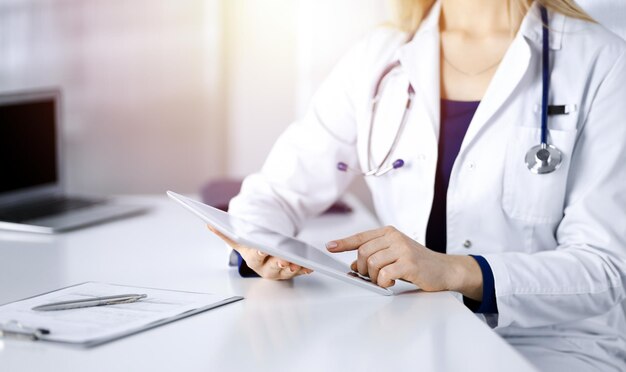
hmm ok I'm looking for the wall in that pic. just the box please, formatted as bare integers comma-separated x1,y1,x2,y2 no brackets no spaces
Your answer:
0,0,225,195
0,0,388,194
1,0,623,196
222,0,297,179
224,0,388,178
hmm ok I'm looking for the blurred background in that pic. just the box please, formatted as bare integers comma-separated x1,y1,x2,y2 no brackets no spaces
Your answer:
0,0,623,196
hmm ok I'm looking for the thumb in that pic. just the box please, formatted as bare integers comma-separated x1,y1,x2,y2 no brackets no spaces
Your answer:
207,225,237,246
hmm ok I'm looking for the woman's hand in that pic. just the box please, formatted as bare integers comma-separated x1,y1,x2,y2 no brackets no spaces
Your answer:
326,226,483,300
208,225,313,280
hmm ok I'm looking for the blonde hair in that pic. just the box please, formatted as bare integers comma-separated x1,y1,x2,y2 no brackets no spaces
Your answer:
392,0,595,34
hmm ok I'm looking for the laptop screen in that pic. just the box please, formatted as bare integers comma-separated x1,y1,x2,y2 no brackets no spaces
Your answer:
0,98,58,194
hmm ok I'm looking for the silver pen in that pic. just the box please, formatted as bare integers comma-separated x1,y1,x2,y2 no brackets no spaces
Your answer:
32,294,147,311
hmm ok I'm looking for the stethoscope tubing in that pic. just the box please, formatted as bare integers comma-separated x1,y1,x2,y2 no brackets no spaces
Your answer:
337,6,561,177
541,6,550,146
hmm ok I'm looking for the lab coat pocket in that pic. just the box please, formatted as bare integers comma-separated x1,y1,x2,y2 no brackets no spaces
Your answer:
502,126,578,223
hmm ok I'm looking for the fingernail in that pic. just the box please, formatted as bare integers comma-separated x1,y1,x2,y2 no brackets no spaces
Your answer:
277,262,286,269
326,241,338,250
256,250,264,256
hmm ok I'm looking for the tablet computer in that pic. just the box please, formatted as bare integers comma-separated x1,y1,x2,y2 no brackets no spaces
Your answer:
167,191,393,296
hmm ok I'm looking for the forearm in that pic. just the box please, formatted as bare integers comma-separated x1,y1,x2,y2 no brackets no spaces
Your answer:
446,255,483,301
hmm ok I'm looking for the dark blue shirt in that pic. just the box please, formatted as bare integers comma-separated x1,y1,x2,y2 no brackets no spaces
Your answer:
426,100,481,253
426,99,497,314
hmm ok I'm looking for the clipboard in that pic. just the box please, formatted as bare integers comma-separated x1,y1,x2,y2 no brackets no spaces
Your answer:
0,282,243,347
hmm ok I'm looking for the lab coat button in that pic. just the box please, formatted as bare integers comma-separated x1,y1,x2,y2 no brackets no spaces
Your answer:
468,162,476,170
463,240,472,249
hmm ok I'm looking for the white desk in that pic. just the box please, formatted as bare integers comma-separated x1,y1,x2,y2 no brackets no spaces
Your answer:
0,195,536,372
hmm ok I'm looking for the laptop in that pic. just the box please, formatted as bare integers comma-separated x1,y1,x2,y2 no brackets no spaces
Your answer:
0,89,146,234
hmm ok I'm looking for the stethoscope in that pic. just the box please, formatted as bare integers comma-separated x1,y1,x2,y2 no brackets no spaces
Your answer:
337,6,562,177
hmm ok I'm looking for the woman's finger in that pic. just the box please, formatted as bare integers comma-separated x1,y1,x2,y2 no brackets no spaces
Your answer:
356,236,391,276
367,247,399,284
237,247,267,271
325,227,388,252
260,256,286,279
274,258,301,273
207,225,311,279
282,265,312,279
278,266,299,280
276,259,290,270
377,261,405,288
263,257,310,279
276,263,305,280
248,250,270,269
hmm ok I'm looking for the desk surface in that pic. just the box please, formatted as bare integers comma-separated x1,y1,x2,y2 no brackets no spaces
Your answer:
0,195,536,372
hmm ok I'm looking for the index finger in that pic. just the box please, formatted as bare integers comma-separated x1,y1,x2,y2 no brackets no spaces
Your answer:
326,228,387,253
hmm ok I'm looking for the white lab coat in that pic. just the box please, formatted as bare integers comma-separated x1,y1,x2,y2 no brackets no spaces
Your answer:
229,2,626,370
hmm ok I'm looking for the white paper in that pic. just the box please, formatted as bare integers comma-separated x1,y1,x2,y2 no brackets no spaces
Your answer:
0,282,238,345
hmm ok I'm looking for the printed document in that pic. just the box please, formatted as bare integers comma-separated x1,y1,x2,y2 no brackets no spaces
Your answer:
0,282,242,346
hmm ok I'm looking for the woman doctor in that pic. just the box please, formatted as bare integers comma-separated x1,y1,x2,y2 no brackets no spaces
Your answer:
210,0,626,370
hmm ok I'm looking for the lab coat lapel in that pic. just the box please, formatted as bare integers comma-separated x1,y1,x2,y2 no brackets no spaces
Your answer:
458,33,531,155
395,2,561,155
397,2,441,141
459,3,564,155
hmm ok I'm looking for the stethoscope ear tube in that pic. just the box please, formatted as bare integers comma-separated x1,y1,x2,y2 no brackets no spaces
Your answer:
338,6,562,178
336,62,411,177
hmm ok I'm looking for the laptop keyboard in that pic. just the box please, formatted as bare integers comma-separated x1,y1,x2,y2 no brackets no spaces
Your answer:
0,197,105,223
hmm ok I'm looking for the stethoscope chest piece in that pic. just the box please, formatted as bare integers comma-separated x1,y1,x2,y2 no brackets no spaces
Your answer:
525,143,562,174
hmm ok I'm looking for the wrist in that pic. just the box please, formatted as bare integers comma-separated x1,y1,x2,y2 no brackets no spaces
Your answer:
446,255,483,301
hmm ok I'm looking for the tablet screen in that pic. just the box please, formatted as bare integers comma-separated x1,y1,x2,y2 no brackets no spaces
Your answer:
230,218,348,273
168,191,393,295
171,191,348,272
